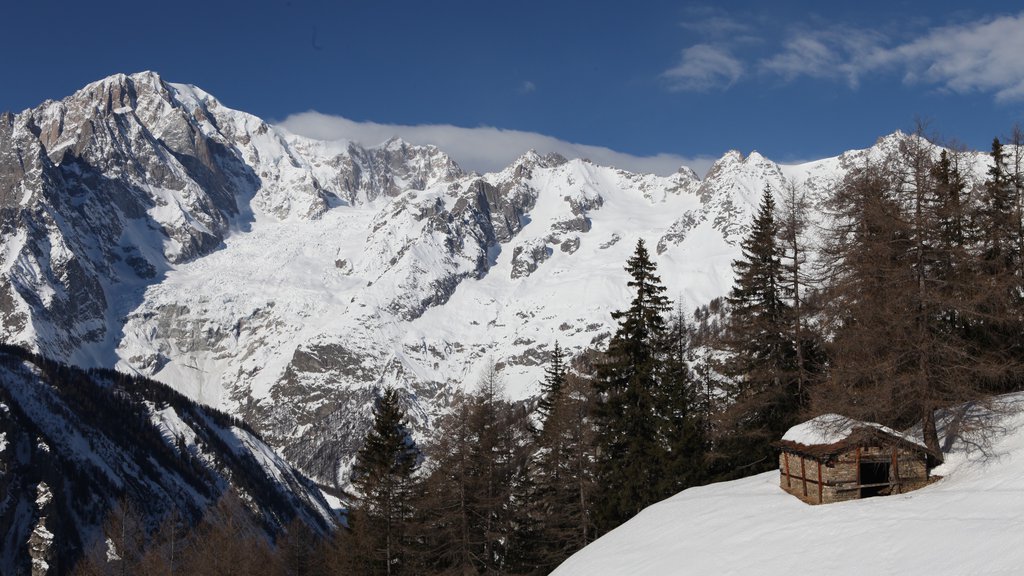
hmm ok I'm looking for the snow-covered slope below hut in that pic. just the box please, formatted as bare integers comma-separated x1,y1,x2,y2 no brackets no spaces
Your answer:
554,395,1024,576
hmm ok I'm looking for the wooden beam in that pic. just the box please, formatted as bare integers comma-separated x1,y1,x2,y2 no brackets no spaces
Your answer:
784,452,792,488
817,461,823,503
855,447,862,498
891,450,900,494
801,457,808,497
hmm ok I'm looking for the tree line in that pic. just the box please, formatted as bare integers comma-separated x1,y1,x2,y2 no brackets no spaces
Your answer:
72,126,1024,575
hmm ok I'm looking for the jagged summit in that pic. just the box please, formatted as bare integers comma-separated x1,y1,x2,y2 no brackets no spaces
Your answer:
0,73,994,488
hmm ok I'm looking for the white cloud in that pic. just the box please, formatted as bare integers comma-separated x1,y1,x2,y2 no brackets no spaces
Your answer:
520,80,537,94
663,44,744,92
760,29,885,88
888,14,1024,102
277,112,716,177
663,11,1024,102
757,13,1024,100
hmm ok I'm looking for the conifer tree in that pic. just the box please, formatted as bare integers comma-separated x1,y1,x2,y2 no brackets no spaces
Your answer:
349,386,421,576
530,356,598,571
720,185,801,474
979,137,1017,273
655,306,709,494
416,367,534,574
592,238,672,533
537,341,567,423
816,131,1024,460
778,182,820,399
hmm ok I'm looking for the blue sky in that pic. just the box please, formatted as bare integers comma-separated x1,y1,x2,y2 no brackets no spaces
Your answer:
3,1,1023,175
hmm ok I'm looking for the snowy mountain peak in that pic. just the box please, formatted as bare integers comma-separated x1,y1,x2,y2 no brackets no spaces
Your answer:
674,164,701,180
0,73,996,488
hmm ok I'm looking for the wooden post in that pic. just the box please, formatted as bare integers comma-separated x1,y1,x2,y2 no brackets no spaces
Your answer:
817,461,823,503
855,447,862,498
800,458,808,497
784,452,792,488
891,450,900,494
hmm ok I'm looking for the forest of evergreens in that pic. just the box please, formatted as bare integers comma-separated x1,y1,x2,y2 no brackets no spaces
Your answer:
70,127,1024,575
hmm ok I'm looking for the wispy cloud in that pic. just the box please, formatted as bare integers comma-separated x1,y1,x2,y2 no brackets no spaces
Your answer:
760,28,886,88
277,112,716,177
519,80,537,94
665,10,1024,102
663,44,744,92
887,13,1024,101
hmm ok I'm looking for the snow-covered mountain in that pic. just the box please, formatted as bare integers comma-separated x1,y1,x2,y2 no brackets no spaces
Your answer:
0,344,334,575
552,395,1024,575
0,72,994,486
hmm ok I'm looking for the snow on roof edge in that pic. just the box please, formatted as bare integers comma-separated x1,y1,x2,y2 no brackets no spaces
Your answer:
782,413,927,450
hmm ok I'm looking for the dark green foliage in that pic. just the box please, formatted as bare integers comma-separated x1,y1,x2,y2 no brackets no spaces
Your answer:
719,186,803,475
348,386,421,575
656,309,710,493
592,239,674,533
536,341,567,422
978,137,1017,272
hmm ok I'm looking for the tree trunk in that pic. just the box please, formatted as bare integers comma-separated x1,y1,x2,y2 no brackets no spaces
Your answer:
922,404,943,464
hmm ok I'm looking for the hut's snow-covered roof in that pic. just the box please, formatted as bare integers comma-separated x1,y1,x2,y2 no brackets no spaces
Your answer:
781,414,928,451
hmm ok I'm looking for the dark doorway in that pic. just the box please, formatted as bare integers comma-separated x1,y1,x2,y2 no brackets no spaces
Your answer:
859,462,890,498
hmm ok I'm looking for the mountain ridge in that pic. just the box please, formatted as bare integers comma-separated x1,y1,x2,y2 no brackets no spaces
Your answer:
0,71,995,487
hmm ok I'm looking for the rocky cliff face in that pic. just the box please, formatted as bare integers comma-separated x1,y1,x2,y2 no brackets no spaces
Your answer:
0,73,993,488
0,344,334,575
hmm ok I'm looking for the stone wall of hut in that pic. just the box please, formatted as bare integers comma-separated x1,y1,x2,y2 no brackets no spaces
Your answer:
779,445,929,505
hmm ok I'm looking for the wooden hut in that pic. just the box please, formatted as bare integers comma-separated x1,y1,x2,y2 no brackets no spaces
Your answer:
777,414,937,505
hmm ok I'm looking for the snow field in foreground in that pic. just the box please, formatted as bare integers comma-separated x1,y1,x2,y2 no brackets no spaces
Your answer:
554,395,1024,576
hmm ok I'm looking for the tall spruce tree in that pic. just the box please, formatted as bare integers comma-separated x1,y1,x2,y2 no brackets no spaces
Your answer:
656,306,709,494
979,137,1017,273
720,185,801,474
971,136,1024,394
537,341,568,423
592,239,672,533
349,386,421,576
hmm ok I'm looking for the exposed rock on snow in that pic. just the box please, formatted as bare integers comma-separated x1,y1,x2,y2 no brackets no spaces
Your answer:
0,72,995,487
0,345,334,575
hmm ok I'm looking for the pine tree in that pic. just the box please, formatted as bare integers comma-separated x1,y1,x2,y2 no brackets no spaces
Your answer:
537,341,567,423
720,185,800,474
979,137,1017,273
655,306,709,494
970,135,1024,394
349,386,421,576
530,358,599,571
592,238,672,533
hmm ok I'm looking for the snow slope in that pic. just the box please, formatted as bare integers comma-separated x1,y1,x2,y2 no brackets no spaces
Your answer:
0,72,997,487
0,344,335,573
553,396,1024,576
